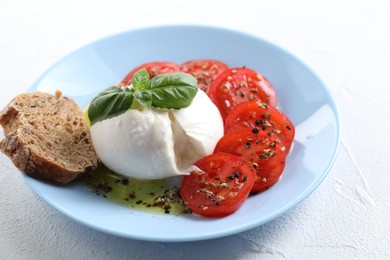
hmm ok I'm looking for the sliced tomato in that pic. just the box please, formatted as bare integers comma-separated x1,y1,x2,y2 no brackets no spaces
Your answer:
120,61,180,86
214,128,287,193
207,67,277,121
180,59,229,92
224,100,295,151
180,152,256,217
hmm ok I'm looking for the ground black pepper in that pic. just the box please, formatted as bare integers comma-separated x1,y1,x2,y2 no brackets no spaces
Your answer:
252,127,259,134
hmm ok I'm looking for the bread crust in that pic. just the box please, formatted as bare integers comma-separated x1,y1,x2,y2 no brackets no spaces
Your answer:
0,92,98,184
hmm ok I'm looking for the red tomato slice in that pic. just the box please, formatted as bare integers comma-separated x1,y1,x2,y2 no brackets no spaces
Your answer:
224,100,295,151
207,67,277,121
180,152,256,217
214,128,287,193
180,59,229,92
120,61,180,86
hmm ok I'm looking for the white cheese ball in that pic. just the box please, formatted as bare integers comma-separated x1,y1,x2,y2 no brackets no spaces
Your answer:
90,90,223,180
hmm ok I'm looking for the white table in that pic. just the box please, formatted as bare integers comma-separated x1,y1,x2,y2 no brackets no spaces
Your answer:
1,0,389,259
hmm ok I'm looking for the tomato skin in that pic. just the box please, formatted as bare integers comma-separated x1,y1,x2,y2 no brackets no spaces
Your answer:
120,61,180,86
180,59,229,92
214,129,287,193
180,152,256,217
224,100,295,151
207,67,277,121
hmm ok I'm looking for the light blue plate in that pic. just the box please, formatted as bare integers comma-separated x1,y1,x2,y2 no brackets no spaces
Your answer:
26,25,340,242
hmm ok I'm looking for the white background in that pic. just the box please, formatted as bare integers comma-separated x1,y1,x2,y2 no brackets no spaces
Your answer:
1,0,389,259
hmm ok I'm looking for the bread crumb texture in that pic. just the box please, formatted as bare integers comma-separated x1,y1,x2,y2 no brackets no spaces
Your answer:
0,92,98,184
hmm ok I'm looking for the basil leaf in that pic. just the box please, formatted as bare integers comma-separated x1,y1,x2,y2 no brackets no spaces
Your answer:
131,68,150,91
149,72,198,109
87,71,198,125
132,90,152,110
88,86,134,126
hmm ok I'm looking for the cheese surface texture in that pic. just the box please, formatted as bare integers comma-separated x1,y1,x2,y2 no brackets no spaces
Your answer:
90,90,223,179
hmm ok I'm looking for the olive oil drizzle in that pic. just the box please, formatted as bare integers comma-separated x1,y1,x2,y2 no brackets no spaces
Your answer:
83,164,190,215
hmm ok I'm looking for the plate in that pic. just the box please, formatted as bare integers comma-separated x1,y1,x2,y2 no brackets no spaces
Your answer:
26,25,340,242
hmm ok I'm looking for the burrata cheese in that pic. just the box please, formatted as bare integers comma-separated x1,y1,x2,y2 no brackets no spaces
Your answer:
90,90,223,180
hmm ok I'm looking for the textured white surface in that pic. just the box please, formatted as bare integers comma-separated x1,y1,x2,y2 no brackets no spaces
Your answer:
1,0,390,259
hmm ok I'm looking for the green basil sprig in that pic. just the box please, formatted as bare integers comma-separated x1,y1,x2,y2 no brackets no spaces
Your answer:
88,69,198,126
87,86,134,126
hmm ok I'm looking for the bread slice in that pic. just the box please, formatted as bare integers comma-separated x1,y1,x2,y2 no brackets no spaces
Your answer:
0,91,98,184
